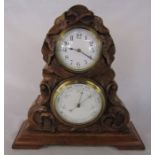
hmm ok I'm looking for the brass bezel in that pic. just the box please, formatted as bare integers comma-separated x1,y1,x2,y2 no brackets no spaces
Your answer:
50,78,106,127
55,25,103,73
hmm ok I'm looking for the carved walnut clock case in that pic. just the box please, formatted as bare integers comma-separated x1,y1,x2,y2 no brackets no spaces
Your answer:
12,5,145,150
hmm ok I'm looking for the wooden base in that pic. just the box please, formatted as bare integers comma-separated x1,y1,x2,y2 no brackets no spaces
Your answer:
12,120,145,150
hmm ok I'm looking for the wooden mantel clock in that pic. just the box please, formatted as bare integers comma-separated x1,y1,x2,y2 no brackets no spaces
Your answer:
12,5,145,150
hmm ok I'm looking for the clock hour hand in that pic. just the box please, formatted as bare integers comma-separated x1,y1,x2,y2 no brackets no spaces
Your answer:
68,48,94,60
68,47,78,51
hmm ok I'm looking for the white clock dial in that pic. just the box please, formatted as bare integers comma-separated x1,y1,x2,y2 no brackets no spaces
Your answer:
56,27,102,72
51,80,106,125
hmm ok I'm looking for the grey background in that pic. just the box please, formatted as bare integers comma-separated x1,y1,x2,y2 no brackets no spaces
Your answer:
5,0,151,155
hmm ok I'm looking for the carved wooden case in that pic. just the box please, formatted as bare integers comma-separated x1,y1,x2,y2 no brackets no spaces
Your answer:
12,5,145,150
27,5,129,133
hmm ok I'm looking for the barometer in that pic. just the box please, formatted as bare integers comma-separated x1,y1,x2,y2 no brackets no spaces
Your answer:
51,79,105,126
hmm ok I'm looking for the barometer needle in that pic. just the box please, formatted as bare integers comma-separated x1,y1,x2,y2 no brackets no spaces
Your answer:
77,88,84,108
80,94,92,104
69,88,84,112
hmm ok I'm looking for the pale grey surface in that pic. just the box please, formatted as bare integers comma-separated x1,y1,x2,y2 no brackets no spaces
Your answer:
5,0,151,155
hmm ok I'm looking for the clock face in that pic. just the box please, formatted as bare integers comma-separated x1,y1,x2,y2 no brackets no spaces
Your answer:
56,27,102,72
51,79,106,126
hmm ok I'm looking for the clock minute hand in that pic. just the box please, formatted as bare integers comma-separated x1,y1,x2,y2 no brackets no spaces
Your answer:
68,48,93,60
79,50,93,60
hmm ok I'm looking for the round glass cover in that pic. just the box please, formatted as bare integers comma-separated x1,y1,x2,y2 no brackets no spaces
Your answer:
56,27,102,72
51,79,106,125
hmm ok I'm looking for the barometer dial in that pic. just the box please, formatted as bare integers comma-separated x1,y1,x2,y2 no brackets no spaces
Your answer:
51,79,106,126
